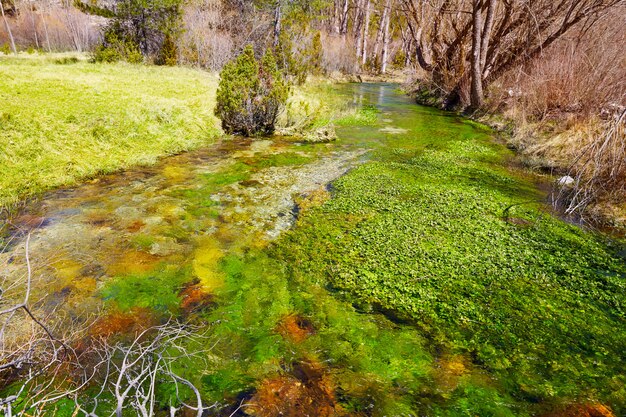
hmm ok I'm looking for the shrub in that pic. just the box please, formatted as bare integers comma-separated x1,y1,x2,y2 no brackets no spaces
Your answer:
54,56,80,65
306,31,324,75
92,32,143,64
83,0,183,63
156,33,178,66
215,45,289,137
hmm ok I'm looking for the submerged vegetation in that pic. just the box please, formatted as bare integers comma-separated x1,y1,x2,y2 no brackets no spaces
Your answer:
2,79,623,415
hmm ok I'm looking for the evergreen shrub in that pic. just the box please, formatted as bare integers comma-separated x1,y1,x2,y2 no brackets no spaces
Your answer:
215,45,289,136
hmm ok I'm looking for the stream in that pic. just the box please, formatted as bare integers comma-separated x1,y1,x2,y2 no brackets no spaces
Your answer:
1,83,624,416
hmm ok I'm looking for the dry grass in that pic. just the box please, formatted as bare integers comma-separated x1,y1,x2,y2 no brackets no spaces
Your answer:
484,9,626,224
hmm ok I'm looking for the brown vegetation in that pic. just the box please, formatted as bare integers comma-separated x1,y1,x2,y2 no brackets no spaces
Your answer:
542,403,616,417
487,9,626,223
0,1,99,52
89,307,156,339
276,314,316,343
179,279,214,314
246,360,342,417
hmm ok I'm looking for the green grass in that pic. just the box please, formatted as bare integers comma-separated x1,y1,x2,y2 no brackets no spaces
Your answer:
0,54,221,209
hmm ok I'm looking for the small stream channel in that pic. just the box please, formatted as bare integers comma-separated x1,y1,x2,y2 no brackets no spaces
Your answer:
1,83,436,414
0,84,405,314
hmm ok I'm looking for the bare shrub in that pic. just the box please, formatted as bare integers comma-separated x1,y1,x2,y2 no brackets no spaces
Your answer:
499,10,626,122
0,233,214,416
180,0,234,70
553,110,626,222
0,2,99,52
321,33,356,74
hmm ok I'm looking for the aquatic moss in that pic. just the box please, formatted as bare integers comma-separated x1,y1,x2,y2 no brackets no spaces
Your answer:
272,99,626,414
100,266,192,312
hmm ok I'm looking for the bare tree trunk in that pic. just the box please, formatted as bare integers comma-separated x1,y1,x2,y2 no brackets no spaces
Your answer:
373,0,390,63
0,0,17,55
361,0,371,65
41,0,51,52
480,0,495,77
380,1,392,74
333,0,341,34
355,0,364,61
273,1,282,47
29,1,40,49
470,0,484,108
340,0,349,35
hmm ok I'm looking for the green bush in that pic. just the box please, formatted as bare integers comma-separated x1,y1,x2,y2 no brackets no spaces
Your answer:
0,44,11,55
92,32,143,64
82,0,182,63
54,57,80,65
215,45,289,136
156,33,178,66
306,31,324,75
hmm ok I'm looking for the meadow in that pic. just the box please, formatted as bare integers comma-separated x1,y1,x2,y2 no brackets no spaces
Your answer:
0,54,220,209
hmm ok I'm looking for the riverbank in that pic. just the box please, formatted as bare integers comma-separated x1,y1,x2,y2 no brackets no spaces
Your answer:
0,55,221,211
404,78,626,232
0,55,354,214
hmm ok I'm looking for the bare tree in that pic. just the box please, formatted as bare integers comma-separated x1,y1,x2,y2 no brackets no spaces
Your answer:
380,0,392,73
0,234,216,416
361,0,371,64
0,0,17,54
469,0,483,108
400,0,623,108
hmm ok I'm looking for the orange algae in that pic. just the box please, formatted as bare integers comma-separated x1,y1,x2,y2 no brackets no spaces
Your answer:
246,360,343,417
276,314,316,344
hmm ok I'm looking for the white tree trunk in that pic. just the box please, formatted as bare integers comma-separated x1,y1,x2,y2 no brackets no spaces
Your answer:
0,0,17,55
362,0,371,65
380,0,392,74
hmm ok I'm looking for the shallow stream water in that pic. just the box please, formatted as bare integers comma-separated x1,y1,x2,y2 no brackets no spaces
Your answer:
0,84,406,311
4,84,622,416
0,83,441,413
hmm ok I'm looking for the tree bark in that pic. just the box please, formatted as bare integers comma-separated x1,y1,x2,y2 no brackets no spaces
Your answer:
1,0,17,55
340,0,349,35
361,0,371,64
470,0,484,109
355,0,365,60
479,0,495,77
380,1,392,74
374,0,390,63
273,1,282,47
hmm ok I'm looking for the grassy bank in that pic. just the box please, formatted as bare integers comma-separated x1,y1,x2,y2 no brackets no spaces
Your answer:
0,54,221,210
0,56,359,211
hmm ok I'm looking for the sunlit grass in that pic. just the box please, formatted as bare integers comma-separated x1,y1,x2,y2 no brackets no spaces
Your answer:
0,54,221,209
